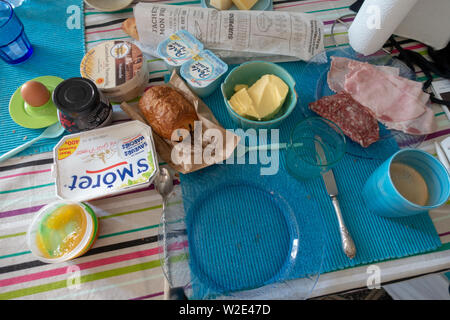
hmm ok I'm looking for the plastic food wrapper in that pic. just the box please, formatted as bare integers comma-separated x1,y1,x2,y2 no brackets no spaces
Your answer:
133,3,326,64
120,71,241,174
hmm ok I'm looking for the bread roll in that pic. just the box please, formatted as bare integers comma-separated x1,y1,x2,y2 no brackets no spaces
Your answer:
139,86,199,141
122,18,139,40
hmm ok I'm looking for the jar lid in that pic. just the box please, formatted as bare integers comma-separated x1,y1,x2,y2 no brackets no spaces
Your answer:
52,77,100,115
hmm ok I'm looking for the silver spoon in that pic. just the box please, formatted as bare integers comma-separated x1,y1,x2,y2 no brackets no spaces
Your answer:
155,168,174,206
155,168,177,300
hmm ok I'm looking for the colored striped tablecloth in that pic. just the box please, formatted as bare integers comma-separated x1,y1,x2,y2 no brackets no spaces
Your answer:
0,0,449,300
0,151,182,300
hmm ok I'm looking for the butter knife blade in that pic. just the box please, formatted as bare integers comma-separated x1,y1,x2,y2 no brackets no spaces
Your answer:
321,167,338,197
315,139,338,196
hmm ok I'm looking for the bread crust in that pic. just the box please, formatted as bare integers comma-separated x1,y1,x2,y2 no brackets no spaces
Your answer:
138,86,199,140
122,18,139,40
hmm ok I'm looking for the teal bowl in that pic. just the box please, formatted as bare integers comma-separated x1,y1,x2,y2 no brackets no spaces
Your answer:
221,61,298,130
201,0,273,11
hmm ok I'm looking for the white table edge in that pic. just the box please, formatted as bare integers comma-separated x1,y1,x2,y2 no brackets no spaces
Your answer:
309,250,450,298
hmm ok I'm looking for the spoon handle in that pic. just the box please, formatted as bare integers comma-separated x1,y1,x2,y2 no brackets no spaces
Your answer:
243,142,303,156
0,136,41,164
247,142,288,154
161,198,171,300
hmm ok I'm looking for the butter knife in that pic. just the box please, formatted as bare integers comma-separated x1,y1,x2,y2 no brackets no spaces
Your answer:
315,138,356,259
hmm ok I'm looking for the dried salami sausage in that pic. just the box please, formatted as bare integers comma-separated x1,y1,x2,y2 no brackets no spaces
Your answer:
309,91,380,148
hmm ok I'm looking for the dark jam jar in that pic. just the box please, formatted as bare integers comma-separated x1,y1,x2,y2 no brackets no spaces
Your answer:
52,77,113,133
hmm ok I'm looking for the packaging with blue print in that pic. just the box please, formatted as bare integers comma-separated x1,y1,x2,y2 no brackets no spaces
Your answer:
52,120,159,202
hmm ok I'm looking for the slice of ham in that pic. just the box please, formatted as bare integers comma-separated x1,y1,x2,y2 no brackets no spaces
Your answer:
328,57,400,93
343,64,428,122
382,105,437,135
326,56,436,135
329,57,430,105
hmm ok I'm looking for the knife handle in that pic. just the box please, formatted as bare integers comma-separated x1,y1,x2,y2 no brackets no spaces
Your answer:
331,196,356,259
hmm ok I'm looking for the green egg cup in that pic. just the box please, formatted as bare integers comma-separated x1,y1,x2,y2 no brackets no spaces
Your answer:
9,76,64,129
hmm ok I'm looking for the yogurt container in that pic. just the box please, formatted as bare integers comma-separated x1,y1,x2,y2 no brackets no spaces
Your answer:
80,40,149,103
27,201,98,263
157,30,204,73
52,121,159,202
180,50,228,98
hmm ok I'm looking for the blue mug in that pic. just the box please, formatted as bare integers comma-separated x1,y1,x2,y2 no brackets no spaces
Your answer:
362,149,450,218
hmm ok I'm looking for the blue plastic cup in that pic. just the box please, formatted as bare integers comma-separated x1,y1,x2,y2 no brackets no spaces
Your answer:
286,117,346,180
362,149,450,218
0,0,33,64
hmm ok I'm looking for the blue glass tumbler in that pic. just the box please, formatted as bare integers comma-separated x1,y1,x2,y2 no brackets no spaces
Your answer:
0,0,33,64
286,117,346,180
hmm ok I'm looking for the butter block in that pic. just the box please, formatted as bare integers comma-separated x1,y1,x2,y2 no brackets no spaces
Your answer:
210,0,233,10
234,84,249,92
229,88,259,119
232,0,258,10
248,74,289,120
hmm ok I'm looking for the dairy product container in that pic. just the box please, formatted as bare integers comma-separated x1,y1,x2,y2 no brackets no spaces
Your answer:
52,121,159,202
27,201,98,263
157,30,204,73
80,40,149,103
180,50,228,98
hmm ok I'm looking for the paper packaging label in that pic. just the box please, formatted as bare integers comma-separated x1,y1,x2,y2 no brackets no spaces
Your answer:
134,3,325,62
53,121,159,202
80,41,145,89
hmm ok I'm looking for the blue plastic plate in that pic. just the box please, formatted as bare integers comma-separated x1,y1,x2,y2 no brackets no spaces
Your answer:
177,162,326,300
186,181,298,295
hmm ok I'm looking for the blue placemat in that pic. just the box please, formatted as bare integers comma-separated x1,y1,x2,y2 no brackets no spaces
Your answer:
179,60,442,299
0,0,85,157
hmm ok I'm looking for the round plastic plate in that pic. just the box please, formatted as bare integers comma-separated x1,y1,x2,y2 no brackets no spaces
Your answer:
299,47,427,160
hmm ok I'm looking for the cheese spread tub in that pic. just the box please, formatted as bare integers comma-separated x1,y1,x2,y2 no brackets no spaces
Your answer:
52,121,159,202
180,50,228,98
157,30,204,73
80,40,149,103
